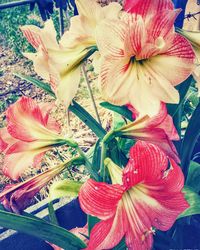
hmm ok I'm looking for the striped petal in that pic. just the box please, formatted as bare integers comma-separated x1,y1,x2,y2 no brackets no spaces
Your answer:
146,9,181,41
124,0,174,17
95,19,126,58
6,97,61,142
0,128,17,152
3,149,44,180
85,202,127,250
123,141,168,188
79,179,124,220
20,20,58,50
150,34,195,86
130,129,180,163
146,102,179,140
178,29,200,62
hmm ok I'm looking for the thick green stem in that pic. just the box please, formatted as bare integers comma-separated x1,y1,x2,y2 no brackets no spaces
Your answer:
100,141,107,182
48,201,59,226
77,147,99,181
82,64,102,125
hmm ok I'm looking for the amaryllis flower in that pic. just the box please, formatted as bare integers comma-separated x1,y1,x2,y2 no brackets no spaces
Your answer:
79,141,189,250
96,0,195,116
0,97,77,180
177,28,200,96
0,161,69,214
21,1,121,107
109,103,180,162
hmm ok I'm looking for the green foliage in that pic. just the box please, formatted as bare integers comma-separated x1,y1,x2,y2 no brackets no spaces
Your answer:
100,101,133,122
181,101,200,177
186,161,200,193
49,180,83,201
178,187,200,219
0,1,61,56
0,206,86,249
0,93,19,113
0,0,38,55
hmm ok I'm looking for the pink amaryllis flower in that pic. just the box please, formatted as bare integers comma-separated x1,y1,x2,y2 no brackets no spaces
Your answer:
0,161,68,214
79,141,189,250
109,103,180,162
96,0,195,116
0,97,77,180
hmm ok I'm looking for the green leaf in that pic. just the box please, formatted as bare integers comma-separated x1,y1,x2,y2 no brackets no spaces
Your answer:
70,101,106,139
91,139,101,173
49,180,83,201
180,101,200,177
186,161,200,193
88,215,100,236
112,238,126,250
100,102,133,121
118,138,135,157
113,112,126,130
0,209,86,249
48,201,59,225
167,75,195,117
14,73,56,98
178,186,200,219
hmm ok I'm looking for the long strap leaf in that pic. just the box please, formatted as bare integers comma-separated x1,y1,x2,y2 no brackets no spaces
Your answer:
181,101,200,178
0,209,86,249
167,75,195,117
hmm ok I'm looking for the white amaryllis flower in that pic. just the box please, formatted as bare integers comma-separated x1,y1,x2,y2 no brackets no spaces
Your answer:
96,0,195,116
177,28,200,97
21,0,122,108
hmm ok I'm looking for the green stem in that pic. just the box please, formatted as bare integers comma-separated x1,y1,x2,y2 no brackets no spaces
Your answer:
100,141,107,182
77,147,99,181
82,64,102,125
102,129,116,144
48,201,59,226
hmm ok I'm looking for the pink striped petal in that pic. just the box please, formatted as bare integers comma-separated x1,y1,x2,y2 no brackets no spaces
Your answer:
122,192,154,250
3,151,41,180
79,179,124,220
124,185,188,234
123,14,146,57
125,227,153,250
85,202,127,250
149,34,195,87
146,9,181,41
124,0,174,17
95,19,126,58
131,129,180,163
20,20,58,50
5,140,53,154
39,102,61,133
123,141,168,188
0,128,16,152
6,97,44,141
6,97,60,142
146,102,179,141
